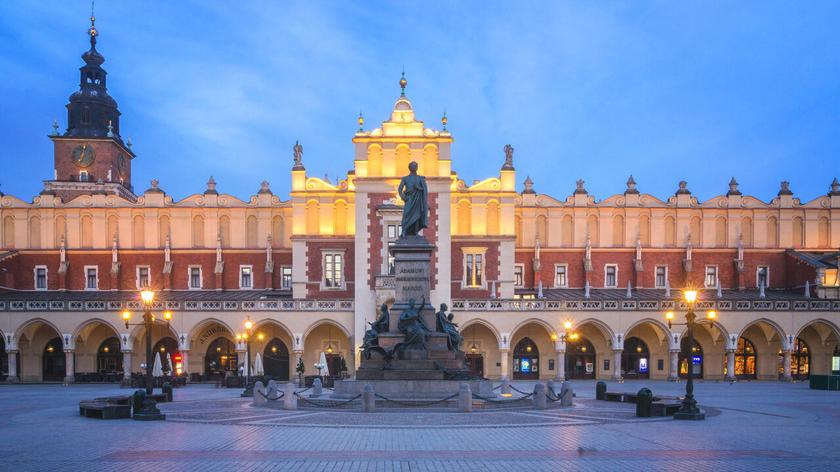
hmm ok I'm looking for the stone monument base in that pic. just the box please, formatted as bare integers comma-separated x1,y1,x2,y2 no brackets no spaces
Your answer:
332,379,495,399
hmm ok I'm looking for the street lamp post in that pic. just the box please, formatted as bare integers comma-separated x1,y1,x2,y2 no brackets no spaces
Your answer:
239,317,255,397
666,289,716,421
122,288,172,421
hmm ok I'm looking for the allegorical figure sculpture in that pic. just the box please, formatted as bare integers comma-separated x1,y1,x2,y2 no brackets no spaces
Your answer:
397,297,430,351
397,161,428,237
361,304,390,359
436,303,463,352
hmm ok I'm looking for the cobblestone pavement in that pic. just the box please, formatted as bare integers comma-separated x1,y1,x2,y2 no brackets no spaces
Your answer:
1,379,838,471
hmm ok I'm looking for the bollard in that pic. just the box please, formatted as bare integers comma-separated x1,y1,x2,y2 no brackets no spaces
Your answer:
131,389,146,415
362,384,375,412
162,382,173,402
546,379,556,398
253,381,266,406
596,381,607,400
501,378,512,397
560,382,574,407
459,383,472,412
533,382,547,410
283,382,297,410
266,380,278,399
635,388,653,417
312,378,323,398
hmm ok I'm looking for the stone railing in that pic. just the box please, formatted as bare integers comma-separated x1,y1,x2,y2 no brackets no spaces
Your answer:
451,298,840,312
375,275,396,289
0,299,354,312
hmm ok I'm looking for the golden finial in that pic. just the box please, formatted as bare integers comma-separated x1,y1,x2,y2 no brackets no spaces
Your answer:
88,1,98,44
358,111,364,131
399,70,407,96
441,111,447,130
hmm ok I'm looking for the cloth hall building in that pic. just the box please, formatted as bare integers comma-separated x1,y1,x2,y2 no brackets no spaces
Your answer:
2,21,840,385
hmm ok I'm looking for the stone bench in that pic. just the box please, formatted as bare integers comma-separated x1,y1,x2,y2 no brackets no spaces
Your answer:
603,391,663,403
79,401,131,419
92,395,131,406
651,401,682,417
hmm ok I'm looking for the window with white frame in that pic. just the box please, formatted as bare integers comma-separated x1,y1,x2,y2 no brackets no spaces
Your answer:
756,266,769,288
79,170,89,182
386,223,402,275
514,264,524,288
188,266,202,290
34,265,48,291
554,264,568,288
281,266,292,290
84,266,99,290
604,264,618,288
655,265,668,288
704,265,718,288
239,265,253,289
463,249,486,288
323,251,344,289
136,265,150,289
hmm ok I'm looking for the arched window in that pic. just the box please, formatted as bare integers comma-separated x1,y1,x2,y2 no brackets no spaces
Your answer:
219,215,231,247
107,215,118,244
565,336,596,380
639,214,651,246
158,215,170,247
612,214,624,247
735,336,757,379
395,145,411,177
664,215,676,247
54,215,66,247
622,337,650,379
192,215,205,248
714,217,727,247
97,337,123,373
792,216,804,248
817,217,829,247
690,216,702,246
246,215,258,246
586,215,599,246
28,216,41,249
132,215,145,248
333,201,347,236
679,338,703,379
787,338,810,380
561,214,573,247
536,214,548,243
486,201,500,235
457,200,471,235
767,216,778,247
306,201,320,234
513,337,539,380
741,217,753,247
272,215,284,247
422,144,438,176
367,145,382,177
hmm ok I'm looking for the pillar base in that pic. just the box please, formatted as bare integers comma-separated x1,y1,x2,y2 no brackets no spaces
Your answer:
133,399,166,421
611,375,623,382
6,376,19,384
781,375,793,382
63,376,75,383
667,376,679,382
674,409,706,420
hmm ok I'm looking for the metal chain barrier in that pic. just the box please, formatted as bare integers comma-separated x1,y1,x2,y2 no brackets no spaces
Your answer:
374,392,460,407
294,393,362,408
255,389,284,401
509,385,533,395
471,391,534,407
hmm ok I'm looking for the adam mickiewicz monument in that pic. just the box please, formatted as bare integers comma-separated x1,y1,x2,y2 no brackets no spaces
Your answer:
335,162,493,398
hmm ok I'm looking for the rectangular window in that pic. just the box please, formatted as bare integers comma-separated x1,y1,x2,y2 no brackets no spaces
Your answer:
465,252,484,288
85,266,98,290
655,266,668,288
240,265,253,289
34,266,48,291
281,266,292,290
604,264,617,288
756,266,769,288
385,224,401,274
704,265,718,288
514,264,524,288
324,252,344,288
189,266,202,290
136,266,150,289
554,264,568,288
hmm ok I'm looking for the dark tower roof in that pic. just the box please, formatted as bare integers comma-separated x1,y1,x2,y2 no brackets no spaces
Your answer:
64,12,123,143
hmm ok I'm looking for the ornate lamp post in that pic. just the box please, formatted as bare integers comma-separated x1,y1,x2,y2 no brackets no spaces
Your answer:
122,288,172,420
238,316,255,397
665,289,717,421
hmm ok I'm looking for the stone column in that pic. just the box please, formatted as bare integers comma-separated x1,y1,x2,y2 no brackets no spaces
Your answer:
122,351,133,380
293,350,303,385
179,350,189,376
782,350,792,382
64,350,75,383
611,350,623,381
725,349,736,381
668,350,679,381
554,350,566,381
237,348,248,376
6,351,19,383
499,348,510,380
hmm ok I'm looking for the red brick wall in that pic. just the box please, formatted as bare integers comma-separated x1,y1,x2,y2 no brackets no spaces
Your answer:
427,193,438,290
53,138,131,189
305,239,354,299
367,193,390,289
784,252,819,289
451,240,500,298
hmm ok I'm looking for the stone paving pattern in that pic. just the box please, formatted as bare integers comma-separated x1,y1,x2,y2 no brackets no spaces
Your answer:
1,380,838,471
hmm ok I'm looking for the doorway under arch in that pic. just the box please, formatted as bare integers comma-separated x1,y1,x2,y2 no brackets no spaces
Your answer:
513,337,539,380
566,336,596,379
42,337,65,381
779,337,810,380
734,336,757,379
96,337,123,373
679,338,703,379
205,338,237,380
622,337,650,379
263,337,290,380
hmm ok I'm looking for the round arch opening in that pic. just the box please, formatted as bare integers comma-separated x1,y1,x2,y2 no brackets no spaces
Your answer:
621,337,650,379
204,338,238,380
263,338,290,381
565,336,596,379
679,338,703,379
42,337,65,381
734,336,757,379
513,337,539,380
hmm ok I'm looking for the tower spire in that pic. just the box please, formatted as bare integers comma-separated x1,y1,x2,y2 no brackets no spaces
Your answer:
88,1,98,48
399,70,407,96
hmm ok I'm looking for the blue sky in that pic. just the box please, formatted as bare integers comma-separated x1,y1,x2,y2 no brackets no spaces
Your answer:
1,1,838,202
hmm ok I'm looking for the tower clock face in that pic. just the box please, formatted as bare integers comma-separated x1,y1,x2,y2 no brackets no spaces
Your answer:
71,144,96,168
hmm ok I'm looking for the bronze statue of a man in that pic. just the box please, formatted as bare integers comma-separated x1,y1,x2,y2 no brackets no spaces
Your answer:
397,161,428,237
